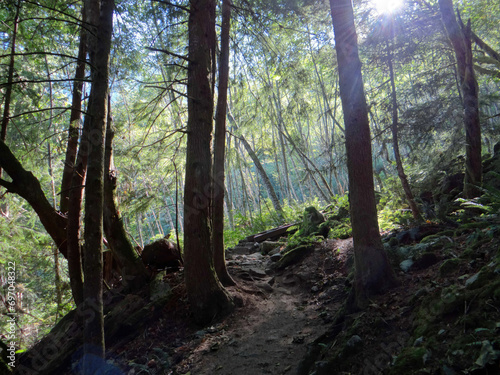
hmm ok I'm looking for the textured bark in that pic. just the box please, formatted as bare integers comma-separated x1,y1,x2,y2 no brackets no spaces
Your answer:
439,0,482,198
184,0,233,325
60,6,88,214
0,140,68,255
81,0,114,365
212,0,235,287
330,0,399,310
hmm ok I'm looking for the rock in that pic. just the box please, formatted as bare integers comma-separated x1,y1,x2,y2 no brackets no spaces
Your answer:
439,258,462,277
414,252,439,270
232,243,255,255
141,237,182,272
413,336,424,347
268,247,281,256
261,241,280,254
346,335,362,349
270,253,282,262
247,267,267,279
299,206,326,237
275,245,314,270
400,259,414,273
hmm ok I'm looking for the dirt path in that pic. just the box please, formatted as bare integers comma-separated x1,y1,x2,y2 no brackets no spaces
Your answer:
179,239,353,375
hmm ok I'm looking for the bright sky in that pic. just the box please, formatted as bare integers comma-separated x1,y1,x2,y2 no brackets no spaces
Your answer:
372,0,404,14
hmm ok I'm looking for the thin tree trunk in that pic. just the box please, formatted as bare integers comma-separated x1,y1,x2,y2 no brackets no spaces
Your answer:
439,0,482,198
212,0,235,287
60,5,87,214
386,35,423,222
228,109,284,220
0,0,21,169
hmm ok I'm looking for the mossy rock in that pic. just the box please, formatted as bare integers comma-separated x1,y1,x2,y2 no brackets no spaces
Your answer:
465,267,495,290
439,258,462,277
299,206,326,237
275,245,315,270
389,347,429,374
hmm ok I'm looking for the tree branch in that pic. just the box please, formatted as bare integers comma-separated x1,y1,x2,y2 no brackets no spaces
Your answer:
151,0,189,12
146,47,191,62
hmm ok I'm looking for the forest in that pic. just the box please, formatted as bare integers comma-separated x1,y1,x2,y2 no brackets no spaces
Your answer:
0,0,499,373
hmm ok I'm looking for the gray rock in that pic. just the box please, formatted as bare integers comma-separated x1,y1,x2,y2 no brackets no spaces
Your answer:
270,253,282,262
346,335,362,348
400,259,414,272
261,241,280,254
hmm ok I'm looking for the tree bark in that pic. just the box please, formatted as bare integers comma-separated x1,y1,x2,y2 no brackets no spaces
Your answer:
330,0,399,310
0,140,68,255
81,0,115,366
0,0,21,182
60,5,88,214
184,0,233,325
212,0,236,287
439,0,482,198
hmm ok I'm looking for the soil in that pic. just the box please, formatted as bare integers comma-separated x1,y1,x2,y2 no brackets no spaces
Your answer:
59,224,500,375
110,238,353,375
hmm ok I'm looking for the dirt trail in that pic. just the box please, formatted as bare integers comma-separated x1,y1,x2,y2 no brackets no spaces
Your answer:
179,239,353,375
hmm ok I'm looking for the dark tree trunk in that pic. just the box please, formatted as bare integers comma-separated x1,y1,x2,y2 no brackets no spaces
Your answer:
0,141,68,254
330,0,399,310
0,0,21,181
81,0,114,366
60,5,88,214
212,0,236,287
184,0,233,325
439,0,482,198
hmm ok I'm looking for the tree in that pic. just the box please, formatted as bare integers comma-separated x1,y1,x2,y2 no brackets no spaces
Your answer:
183,0,234,325
80,0,115,367
212,0,236,287
329,0,399,310
439,0,482,198
385,16,423,222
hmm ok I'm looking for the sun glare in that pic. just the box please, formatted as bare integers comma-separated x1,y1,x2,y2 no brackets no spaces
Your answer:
372,0,404,14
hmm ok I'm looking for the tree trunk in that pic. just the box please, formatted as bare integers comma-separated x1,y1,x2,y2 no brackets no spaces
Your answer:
103,98,150,287
81,0,114,366
184,0,233,325
0,0,21,171
386,35,423,222
439,0,482,198
60,5,88,214
0,140,68,255
228,110,285,221
212,0,235,287
330,0,399,310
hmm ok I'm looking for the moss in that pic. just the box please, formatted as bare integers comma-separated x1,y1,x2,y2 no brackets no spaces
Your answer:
439,258,462,277
389,347,428,374
275,245,314,270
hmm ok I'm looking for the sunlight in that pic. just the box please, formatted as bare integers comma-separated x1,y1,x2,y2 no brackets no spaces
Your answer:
372,0,404,14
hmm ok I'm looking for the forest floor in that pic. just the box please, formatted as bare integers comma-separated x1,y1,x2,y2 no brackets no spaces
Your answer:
108,220,500,375
110,237,353,375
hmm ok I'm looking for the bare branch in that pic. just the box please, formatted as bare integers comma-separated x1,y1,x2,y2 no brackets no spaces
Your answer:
151,0,189,12
146,47,191,62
